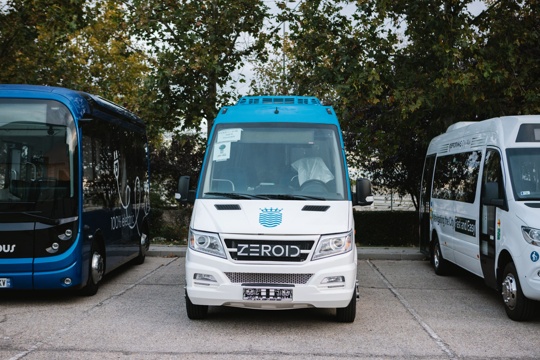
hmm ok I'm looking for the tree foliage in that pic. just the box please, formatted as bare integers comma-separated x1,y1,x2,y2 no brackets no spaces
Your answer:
1,0,539,211
0,0,150,112
130,0,269,134
151,132,205,200
257,0,540,208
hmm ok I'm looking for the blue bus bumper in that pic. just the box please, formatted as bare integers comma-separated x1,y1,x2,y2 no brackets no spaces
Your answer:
0,246,83,290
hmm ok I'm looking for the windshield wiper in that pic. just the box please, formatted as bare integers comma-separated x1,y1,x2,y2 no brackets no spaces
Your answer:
0,211,59,225
204,192,269,200
256,194,327,201
204,192,328,201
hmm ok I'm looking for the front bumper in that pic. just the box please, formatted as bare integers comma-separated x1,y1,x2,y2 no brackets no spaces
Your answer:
185,248,357,309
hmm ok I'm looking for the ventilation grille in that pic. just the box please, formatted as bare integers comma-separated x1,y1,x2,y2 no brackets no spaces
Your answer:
302,205,330,212
470,136,486,148
439,144,450,154
214,204,241,210
225,272,313,285
237,96,320,106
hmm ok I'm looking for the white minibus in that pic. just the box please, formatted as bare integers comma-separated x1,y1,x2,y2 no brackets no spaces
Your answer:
177,95,373,322
420,115,540,320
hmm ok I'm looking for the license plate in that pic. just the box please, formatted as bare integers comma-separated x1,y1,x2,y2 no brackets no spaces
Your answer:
243,288,293,301
0,278,11,288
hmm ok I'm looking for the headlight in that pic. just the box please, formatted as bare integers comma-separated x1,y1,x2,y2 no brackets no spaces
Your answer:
522,227,540,247
313,231,353,260
188,229,226,258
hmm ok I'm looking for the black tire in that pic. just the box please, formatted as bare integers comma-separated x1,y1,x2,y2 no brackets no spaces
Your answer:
133,223,150,265
336,291,356,323
432,237,450,276
186,291,208,320
80,241,105,296
501,262,534,321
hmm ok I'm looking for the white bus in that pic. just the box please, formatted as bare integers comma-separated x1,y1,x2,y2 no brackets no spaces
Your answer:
419,115,540,320
177,95,373,322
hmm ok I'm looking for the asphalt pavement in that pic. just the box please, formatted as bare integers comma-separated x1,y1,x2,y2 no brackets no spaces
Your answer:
148,245,426,261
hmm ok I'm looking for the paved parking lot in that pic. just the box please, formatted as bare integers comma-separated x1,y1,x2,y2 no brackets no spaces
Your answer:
1,256,539,359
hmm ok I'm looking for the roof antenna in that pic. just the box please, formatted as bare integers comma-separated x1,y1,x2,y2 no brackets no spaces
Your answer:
274,107,279,114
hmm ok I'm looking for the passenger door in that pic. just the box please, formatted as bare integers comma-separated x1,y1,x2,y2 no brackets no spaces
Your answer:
480,148,503,289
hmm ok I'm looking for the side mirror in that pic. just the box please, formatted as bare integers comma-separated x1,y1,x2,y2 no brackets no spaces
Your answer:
355,178,374,206
483,181,506,209
176,176,193,204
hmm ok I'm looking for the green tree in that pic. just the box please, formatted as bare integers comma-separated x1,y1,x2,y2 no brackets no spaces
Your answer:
473,0,540,115
0,0,88,84
258,0,488,208
130,0,269,134
0,0,150,115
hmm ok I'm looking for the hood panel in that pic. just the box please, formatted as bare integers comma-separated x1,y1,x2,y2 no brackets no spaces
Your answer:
191,200,351,235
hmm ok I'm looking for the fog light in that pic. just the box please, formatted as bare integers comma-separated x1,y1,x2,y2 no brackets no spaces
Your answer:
194,273,217,282
321,276,345,284
63,278,72,285
46,243,60,254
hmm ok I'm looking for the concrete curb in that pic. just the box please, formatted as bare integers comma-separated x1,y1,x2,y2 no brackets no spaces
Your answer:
148,245,426,261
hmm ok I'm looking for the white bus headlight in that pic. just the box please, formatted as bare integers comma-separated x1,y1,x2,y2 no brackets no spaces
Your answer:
189,229,226,258
522,227,540,247
313,231,353,260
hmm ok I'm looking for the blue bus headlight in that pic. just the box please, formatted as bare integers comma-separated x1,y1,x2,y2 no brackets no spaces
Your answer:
188,229,226,258
313,231,353,260
522,227,540,246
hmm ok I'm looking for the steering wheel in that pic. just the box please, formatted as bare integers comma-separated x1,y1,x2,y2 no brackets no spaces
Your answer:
300,179,328,193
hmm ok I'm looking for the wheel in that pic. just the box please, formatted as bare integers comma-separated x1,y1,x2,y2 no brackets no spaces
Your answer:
432,237,450,276
132,223,150,265
185,291,208,320
336,291,356,323
300,179,328,193
501,262,534,321
80,241,105,296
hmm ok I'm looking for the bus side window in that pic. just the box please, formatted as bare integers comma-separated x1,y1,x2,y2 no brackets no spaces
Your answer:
482,149,506,209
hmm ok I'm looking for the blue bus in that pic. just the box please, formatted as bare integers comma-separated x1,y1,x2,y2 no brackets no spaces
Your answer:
0,85,150,295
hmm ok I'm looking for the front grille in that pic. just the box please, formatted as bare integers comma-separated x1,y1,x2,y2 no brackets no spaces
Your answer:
225,272,313,285
224,239,314,262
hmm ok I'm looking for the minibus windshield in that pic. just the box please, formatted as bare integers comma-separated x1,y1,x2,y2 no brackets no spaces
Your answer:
507,148,540,201
200,122,348,200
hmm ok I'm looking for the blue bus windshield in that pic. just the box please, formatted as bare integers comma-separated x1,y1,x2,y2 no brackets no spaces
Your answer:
0,99,77,218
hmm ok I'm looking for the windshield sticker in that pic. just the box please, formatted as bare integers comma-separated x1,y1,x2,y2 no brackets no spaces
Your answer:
217,128,242,143
213,142,231,162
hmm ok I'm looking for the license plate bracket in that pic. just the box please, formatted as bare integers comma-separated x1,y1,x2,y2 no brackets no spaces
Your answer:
243,288,293,301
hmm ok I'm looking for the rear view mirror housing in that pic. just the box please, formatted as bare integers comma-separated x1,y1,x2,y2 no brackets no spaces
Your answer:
355,178,374,206
176,176,195,204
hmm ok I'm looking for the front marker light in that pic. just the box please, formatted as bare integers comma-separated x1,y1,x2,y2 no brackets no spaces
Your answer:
189,229,226,258
313,231,353,260
522,227,540,246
